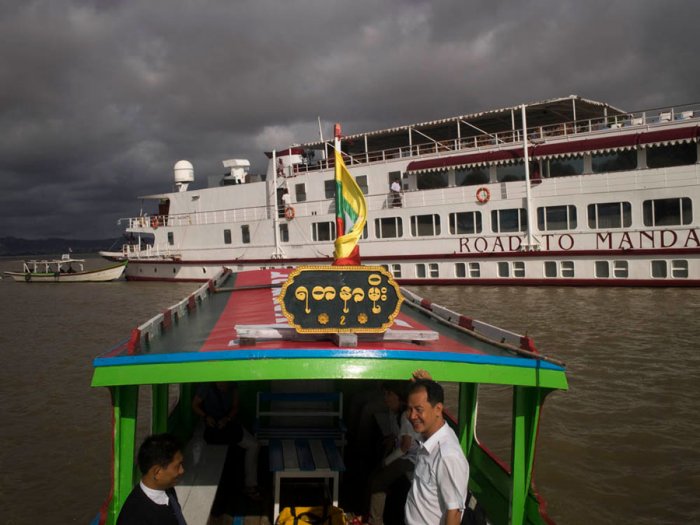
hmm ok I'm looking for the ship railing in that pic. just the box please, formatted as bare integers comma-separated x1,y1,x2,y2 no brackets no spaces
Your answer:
125,204,271,231
121,243,181,260
291,102,700,175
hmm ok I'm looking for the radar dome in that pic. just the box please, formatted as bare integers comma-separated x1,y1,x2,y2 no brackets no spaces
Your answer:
174,160,194,191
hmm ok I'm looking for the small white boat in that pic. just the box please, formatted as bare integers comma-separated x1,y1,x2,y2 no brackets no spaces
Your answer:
3,254,127,282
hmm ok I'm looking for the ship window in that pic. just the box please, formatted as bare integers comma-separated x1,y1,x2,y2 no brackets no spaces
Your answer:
324,179,335,199
498,261,509,277
312,221,336,242
361,222,368,240
411,214,441,237
279,223,289,243
390,263,402,278
537,205,577,231
469,262,481,278
416,264,426,278
591,150,637,173
449,211,482,234
224,229,232,244
513,261,525,278
375,217,403,239
491,208,527,233
167,232,174,246
241,225,250,244
496,162,525,183
651,260,667,278
455,167,489,186
646,143,697,168
561,261,574,277
417,170,449,190
455,263,466,278
595,261,610,278
642,197,692,226
544,156,584,177
587,202,632,229
428,263,439,278
544,261,557,278
613,260,629,278
295,183,307,202
672,259,688,278
356,175,369,195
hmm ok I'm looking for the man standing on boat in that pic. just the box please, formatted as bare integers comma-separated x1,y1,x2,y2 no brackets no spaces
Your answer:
117,433,187,525
404,379,469,525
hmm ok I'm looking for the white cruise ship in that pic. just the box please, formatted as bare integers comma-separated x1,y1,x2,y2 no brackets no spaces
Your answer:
113,95,700,285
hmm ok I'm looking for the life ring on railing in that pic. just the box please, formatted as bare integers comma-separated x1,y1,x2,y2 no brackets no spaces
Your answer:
150,216,159,229
476,187,490,204
284,207,295,220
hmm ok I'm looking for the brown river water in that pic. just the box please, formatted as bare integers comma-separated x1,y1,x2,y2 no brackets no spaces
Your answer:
0,256,698,524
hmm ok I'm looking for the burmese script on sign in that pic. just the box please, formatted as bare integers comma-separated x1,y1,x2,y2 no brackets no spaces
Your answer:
278,266,403,333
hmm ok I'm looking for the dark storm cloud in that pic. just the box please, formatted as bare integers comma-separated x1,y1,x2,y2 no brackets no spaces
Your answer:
1,0,698,239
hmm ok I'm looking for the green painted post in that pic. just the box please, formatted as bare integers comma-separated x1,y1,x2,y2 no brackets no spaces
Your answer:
458,382,478,456
178,383,194,437
152,384,169,434
510,386,542,525
109,385,139,525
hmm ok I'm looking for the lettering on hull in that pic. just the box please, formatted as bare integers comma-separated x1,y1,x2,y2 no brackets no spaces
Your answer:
457,229,700,253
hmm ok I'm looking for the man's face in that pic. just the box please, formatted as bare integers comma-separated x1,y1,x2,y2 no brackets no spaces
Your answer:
407,387,443,439
153,451,185,490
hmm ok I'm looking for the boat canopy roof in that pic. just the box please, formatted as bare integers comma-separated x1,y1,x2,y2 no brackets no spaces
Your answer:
300,95,624,154
92,269,567,390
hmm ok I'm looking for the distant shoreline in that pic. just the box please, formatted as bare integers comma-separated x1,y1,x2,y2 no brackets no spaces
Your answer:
0,237,120,257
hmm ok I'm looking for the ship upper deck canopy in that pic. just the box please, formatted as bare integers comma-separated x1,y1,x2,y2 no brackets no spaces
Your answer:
302,95,624,154
92,270,567,390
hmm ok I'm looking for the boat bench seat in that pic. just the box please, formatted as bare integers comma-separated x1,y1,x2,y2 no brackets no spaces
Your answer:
254,391,347,522
253,391,346,445
268,438,345,523
175,428,228,525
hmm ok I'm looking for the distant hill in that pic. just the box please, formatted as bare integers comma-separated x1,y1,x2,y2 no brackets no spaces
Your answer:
0,236,121,256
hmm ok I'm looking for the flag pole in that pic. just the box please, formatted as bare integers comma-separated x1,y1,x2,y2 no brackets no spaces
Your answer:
334,123,345,239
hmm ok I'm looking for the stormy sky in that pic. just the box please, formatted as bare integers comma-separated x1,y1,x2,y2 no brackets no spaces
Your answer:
2,0,699,240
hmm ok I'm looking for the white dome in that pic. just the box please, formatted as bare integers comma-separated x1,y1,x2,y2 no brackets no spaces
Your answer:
174,160,194,183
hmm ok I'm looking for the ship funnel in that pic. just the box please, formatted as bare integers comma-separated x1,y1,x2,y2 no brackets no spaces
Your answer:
174,160,194,192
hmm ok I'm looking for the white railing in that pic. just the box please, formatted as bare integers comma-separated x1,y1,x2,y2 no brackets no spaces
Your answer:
291,102,700,174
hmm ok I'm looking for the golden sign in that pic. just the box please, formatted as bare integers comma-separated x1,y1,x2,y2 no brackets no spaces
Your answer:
278,266,403,333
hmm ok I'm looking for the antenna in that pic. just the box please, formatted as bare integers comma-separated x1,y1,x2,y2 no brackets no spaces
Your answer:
318,116,324,142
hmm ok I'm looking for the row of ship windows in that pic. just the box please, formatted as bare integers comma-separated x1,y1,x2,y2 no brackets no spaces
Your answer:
209,195,691,247
380,259,690,279
300,197,690,241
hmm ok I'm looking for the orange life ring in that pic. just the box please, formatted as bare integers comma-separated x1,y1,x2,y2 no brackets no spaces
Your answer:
284,207,295,220
476,187,490,204
151,216,159,229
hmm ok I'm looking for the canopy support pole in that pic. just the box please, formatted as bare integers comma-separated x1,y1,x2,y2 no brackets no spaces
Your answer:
458,383,478,457
109,385,139,525
509,386,543,525
152,384,169,434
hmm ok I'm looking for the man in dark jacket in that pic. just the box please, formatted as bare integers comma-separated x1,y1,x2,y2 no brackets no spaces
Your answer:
117,433,187,525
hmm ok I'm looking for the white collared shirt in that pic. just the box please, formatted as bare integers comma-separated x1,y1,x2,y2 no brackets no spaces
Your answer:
140,481,169,506
404,421,470,525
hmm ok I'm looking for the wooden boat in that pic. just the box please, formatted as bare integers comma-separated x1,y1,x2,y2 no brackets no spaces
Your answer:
90,266,568,525
3,254,127,282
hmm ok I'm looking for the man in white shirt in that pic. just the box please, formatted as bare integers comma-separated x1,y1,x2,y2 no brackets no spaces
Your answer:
404,379,469,525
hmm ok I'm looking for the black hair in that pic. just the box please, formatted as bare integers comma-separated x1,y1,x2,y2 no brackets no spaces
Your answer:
137,433,183,475
381,380,409,402
408,378,444,406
